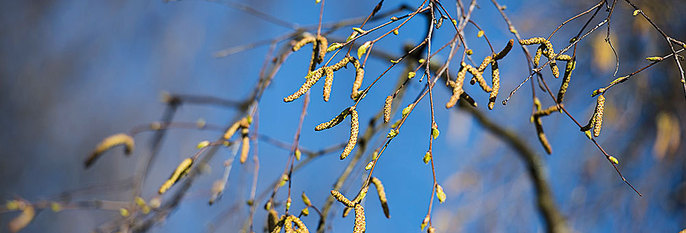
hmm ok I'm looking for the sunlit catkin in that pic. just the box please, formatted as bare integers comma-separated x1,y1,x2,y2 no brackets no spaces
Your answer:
85,133,135,168
323,67,334,102
240,128,250,164
371,177,390,218
593,95,605,137
477,56,492,72
341,108,359,160
291,216,309,233
292,36,316,52
557,58,575,103
284,69,324,102
353,204,366,233
489,61,500,110
532,98,552,154
158,158,194,194
383,95,393,123
446,65,468,108
331,190,354,207
533,45,543,67
315,107,351,131
350,58,365,100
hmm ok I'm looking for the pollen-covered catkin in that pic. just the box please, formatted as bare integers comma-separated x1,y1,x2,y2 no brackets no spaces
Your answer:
315,35,328,63
290,216,309,233
292,36,316,52
315,107,351,131
477,56,492,72
158,158,194,194
331,190,354,207
240,128,250,164
534,45,543,67
557,59,575,103
341,108,359,160
323,67,334,102
371,177,390,218
350,58,365,100
85,133,135,168
384,95,393,123
467,64,492,92
353,204,366,233
593,95,605,137
284,69,324,102
532,98,552,154
488,61,500,110
445,65,467,108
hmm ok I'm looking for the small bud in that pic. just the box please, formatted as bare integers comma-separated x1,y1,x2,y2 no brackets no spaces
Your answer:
387,129,398,138
418,58,426,64
352,27,366,34
436,184,446,203
466,49,473,55
402,104,414,117
301,207,310,216
391,120,401,129
197,140,211,149
302,192,312,206
423,151,432,164
408,71,416,79
120,208,130,217
295,149,302,161
358,41,372,59
365,160,375,170
421,215,430,230
327,43,344,52
390,16,399,21
608,155,619,165
477,30,484,38
633,10,640,16
431,127,440,139
393,29,399,35
50,202,62,212
346,31,359,42
645,56,663,61
451,19,457,26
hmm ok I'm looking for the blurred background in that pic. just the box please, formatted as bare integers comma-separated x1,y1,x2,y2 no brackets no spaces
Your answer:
0,0,684,232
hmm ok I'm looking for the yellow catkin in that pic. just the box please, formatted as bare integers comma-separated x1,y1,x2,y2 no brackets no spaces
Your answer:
557,59,575,103
158,158,194,194
383,95,393,123
519,37,547,45
532,98,552,154
85,133,135,168
331,190,354,207
315,36,328,64
533,45,543,67
371,177,390,218
343,206,353,218
331,57,352,71
351,185,369,204
284,215,294,233
467,64,492,92
341,108,359,160
445,64,468,108
284,69,325,102
240,128,250,164
223,120,242,139
593,95,605,137
9,204,34,233
533,105,561,118
477,56,492,72
292,36,316,52
556,54,573,61
323,67,334,102
489,61,500,110
493,39,514,60
291,216,309,233
315,107,351,131
350,58,365,100
353,204,366,233
549,57,560,78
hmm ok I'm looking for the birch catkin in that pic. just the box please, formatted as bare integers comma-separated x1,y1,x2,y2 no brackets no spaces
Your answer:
557,58,575,103
446,65,468,108
371,177,390,218
331,190,354,207
341,107,359,160
240,128,250,164
488,61,500,110
85,133,135,168
350,58,365,100
593,95,605,137
323,67,334,102
284,69,324,102
353,204,366,233
315,107,351,131
159,158,194,194
383,95,393,123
